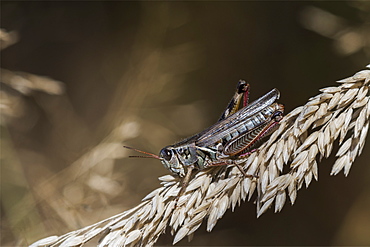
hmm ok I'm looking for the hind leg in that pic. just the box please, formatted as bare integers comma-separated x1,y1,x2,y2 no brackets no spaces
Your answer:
218,80,250,121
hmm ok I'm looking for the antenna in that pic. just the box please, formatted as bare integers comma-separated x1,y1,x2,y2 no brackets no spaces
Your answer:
123,146,162,160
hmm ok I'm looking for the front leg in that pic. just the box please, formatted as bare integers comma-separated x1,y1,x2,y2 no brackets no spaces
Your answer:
176,165,194,200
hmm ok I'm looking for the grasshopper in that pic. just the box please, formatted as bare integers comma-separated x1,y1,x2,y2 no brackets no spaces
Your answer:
125,80,284,197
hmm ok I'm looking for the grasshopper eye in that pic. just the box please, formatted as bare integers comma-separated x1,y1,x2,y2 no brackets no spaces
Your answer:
160,148,172,161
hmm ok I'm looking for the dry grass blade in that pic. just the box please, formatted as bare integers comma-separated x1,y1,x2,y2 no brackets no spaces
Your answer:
1,68,65,96
0,28,18,50
31,66,370,246
257,65,370,215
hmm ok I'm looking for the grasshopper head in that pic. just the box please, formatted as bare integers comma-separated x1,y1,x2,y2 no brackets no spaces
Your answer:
159,146,187,177
123,145,193,178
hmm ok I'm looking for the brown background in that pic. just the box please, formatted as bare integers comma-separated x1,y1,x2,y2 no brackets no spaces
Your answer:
1,2,370,246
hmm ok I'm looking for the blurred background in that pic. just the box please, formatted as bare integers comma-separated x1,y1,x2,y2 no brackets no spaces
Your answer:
1,2,370,246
